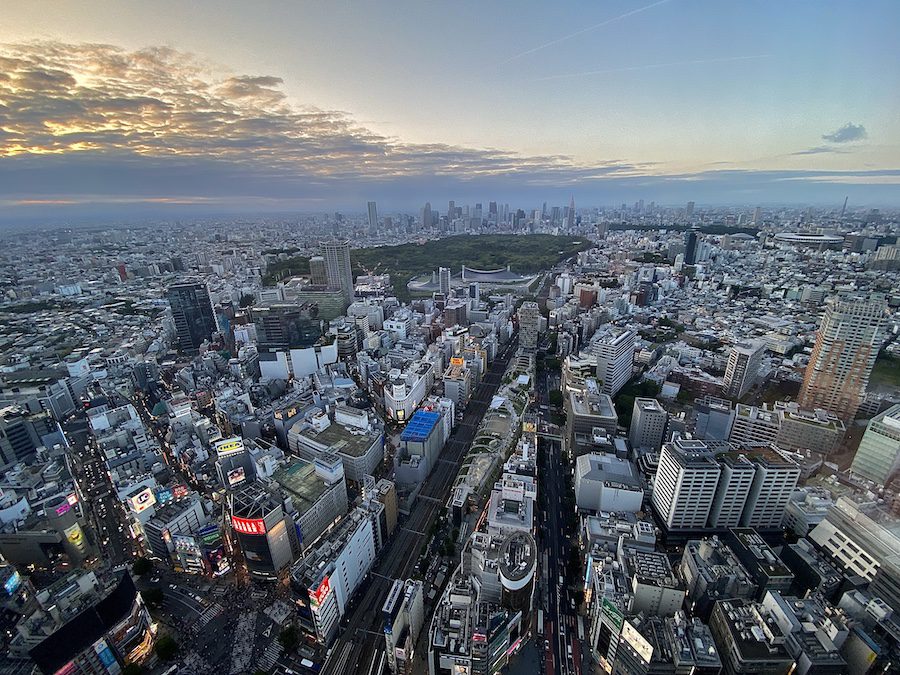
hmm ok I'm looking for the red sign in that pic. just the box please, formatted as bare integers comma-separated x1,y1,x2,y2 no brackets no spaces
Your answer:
231,515,267,535
308,576,331,607
172,484,189,498
472,632,487,643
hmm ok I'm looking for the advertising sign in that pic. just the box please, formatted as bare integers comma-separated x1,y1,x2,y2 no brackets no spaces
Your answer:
450,357,465,366
129,488,156,514
155,488,174,504
214,436,244,458
64,523,87,552
198,524,221,546
172,484,189,499
227,466,246,487
601,597,624,630
54,502,72,516
66,493,79,506
231,515,267,535
308,576,331,607
622,621,654,663
3,570,21,595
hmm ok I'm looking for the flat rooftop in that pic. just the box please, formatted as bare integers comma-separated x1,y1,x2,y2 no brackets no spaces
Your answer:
302,421,378,458
272,460,328,514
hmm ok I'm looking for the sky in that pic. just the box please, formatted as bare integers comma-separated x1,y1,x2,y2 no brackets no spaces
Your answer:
1,0,899,221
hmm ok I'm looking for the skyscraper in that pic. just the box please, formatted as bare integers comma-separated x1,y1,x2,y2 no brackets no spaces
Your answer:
798,292,887,422
367,201,378,233
420,202,432,229
723,339,766,400
566,196,575,229
438,267,451,296
166,281,218,353
684,229,699,265
321,240,354,304
685,201,695,219
517,301,541,350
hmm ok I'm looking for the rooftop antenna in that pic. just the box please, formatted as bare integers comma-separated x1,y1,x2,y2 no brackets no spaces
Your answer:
840,196,848,220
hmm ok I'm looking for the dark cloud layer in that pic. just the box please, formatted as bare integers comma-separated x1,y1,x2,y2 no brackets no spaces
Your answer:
0,41,896,220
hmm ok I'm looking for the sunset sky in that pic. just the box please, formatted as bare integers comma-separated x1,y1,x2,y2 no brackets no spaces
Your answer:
2,0,899,220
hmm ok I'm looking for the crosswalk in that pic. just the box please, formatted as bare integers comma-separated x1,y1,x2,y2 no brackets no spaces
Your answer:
258,640,282,672
195,602,224,629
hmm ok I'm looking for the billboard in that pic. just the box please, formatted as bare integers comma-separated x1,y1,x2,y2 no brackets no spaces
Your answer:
129,487,156,514
214,436,244,458
155,488,174,504
308,575,331,608
450,356,465,366
231,515,267,535
227,466,246,487
66,493,79,506
172,484,189,499
622,621,654,664
3,570,21,595
601,597,624,630
198,524,221,546
64,523,87,552
54,501,72,516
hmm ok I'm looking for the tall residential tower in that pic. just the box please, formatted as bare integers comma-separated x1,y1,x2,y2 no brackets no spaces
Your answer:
798,292,887,422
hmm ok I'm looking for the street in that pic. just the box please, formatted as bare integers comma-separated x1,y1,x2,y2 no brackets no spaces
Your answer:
321,334,521,675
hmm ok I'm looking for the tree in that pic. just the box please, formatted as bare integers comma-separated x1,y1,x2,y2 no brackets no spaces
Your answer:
278,624,300,652
548,390,563,407
154,635,178,661
132,557,152,576
239,293,255,308
141,587,163,607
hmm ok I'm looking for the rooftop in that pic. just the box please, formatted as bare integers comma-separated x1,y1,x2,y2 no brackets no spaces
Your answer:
401,410,441,442
272,460,329,514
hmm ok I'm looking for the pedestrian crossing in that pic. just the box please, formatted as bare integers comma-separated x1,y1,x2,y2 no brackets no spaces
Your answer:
258,641,282,672
196,602,224,629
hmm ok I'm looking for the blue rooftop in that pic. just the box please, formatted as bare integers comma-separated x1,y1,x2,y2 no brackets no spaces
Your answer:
401,410,441,442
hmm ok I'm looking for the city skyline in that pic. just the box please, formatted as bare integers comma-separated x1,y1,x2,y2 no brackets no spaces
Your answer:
2,0,900,222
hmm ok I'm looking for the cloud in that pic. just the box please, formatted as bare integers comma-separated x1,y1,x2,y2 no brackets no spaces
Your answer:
0,40,896,219
822,122,867,143
790,145,849,156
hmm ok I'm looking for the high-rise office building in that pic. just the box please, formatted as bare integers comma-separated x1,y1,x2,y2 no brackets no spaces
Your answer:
740,446,801,529
850,404,900,484
798,292,887,422
420,202,432,229
517,301,541,350
684,229,699,265
309,255,328,286
252,302,321,350
166,281,218,353
567,195,575,229
321,240,354,304
367,201,378,233
685,201,695,219
653,439,722,530
629,398,668,451
590,328,636,397
723,339,766,399
438,267,451,296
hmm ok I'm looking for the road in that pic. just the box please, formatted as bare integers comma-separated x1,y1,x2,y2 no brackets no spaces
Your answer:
322,333,520,675
536,365,580,675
